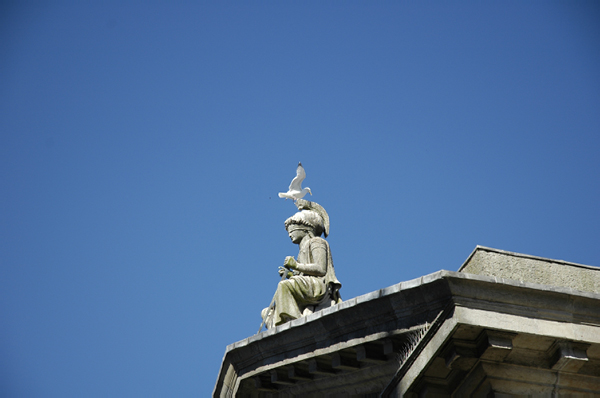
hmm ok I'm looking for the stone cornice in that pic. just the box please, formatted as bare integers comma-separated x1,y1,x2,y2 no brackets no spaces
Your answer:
214,266,600,396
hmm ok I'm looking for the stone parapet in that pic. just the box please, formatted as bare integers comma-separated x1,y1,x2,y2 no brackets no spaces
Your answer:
459,246,600,294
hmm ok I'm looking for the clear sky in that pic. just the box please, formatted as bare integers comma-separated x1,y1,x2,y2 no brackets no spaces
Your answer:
1,2,599,397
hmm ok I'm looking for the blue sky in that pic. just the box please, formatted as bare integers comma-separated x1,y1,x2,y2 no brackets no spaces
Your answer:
1,2,599,396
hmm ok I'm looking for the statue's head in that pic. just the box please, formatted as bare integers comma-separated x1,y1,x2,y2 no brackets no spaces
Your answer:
284,200,330,242
285,210,324,242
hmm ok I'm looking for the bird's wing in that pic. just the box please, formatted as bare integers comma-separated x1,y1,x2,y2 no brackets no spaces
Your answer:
288,163,306,191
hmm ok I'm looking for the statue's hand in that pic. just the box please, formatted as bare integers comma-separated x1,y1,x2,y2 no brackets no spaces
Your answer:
283,256,297,270
278,266,293,279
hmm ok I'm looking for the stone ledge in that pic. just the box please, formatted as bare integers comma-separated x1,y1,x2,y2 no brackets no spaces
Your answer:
459,246,600,294
222,268,600,356
215,265,600,396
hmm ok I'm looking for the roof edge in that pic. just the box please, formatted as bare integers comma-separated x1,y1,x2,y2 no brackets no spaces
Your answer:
458,245,599,272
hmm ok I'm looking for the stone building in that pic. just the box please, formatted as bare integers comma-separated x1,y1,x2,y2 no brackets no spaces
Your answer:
214,246,600,397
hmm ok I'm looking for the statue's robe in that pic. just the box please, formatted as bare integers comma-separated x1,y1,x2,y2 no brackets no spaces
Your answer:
272,236,341,326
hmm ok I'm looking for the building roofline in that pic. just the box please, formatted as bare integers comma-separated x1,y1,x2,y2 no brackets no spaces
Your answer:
220,267,600,355
214,247,600,396
458,245,599,272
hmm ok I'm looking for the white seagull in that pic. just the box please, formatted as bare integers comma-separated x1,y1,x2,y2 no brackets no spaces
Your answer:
278,162,312,201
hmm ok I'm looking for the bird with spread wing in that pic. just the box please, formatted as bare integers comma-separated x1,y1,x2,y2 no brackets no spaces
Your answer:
278,162,312,201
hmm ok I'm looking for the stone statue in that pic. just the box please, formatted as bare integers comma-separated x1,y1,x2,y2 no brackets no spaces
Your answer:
261,199,342,329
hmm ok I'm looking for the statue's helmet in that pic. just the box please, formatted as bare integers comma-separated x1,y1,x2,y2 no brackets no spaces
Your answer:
285,210,325,237
284,200,330,237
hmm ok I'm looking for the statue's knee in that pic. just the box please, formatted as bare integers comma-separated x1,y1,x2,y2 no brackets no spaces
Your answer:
280,278,295,286
278,279,293,292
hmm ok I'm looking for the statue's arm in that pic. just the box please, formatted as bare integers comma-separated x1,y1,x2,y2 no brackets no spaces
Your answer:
292,241,327,277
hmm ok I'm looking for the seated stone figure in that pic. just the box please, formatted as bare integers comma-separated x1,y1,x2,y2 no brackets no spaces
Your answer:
261,200,341,328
